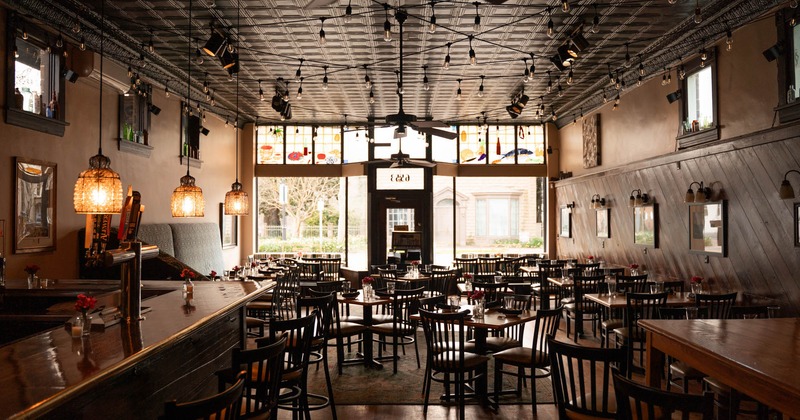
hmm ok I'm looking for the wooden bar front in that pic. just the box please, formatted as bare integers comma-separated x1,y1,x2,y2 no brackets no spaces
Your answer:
0,280,272,419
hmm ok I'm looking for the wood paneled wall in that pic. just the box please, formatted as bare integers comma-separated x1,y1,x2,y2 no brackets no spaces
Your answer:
554,122,800,316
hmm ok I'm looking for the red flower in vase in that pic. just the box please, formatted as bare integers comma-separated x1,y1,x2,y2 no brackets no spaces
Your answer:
180,268,196,279
691,276,703,283
24,264,40,275
362,276,374,285
468,290,485,301
629,264,639,269
587,256,594,260
463,273,473,281
74,294,97,314
250,261,259,268
209,270,217,279
411,260,420,266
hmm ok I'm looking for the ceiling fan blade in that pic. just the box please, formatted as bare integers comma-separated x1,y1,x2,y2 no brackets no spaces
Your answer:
411,121,451,128
484,0,508,4
415,126,458,140
406,159,437,168
390,161,401,168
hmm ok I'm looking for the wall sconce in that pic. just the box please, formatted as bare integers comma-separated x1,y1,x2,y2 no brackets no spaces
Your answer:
590,194,606,209
629,189,650,207
685,181,712,203
779,170,800,199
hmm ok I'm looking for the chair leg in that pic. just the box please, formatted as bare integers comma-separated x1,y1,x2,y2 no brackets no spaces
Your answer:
322,351,337,420
493,361,503,411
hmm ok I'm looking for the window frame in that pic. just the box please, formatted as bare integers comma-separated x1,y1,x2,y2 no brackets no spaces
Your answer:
5,13,69,136
775,7,800,124
676,47,719,149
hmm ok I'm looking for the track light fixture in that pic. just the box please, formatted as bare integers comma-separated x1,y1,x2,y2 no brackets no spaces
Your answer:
323,66,329,90
443,43,451,69
629,189,649,207
319,17,326,45
203,25,227,57
422,65,430,91
456,79,462,100
478,75,485,97
685,181,712,203
506,91,529,119
468,36,477,65
383,4,392,42
590,194,606,209
473,2,481,32
429,2,437,33
779,170,800,199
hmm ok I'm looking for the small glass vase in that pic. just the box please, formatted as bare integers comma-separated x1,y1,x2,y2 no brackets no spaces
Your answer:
27,273,39,289
183,278,194,294
473,299,485,318
72,313,92,337
362,283,373,299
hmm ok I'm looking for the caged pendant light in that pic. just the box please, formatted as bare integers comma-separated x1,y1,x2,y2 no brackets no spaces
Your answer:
224,0,249,216
73,0,123,214
171,0,204,217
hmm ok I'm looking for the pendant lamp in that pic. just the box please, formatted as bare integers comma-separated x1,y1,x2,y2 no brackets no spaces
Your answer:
224,0,249,216
73,0,123,214
171,0,205,217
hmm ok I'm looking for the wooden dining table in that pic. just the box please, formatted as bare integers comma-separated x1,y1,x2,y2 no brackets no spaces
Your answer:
336,291,390,369
639,318,800,419
585,292,694,308
411,305,537,404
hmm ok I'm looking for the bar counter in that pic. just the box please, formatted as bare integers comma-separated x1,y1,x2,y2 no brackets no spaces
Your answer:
0,279,273,419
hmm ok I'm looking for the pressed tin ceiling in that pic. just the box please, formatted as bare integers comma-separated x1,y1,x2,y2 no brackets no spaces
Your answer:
7,0,785,128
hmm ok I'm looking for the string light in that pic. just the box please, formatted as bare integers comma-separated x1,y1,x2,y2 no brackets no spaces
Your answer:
369,88,375,104
567,69,574,85
546,71,552,93
429,2,437,33
624,43,631,68
547,8,555,38
562,0,570,13
295,58,304,82
196,49,204,65
552,109,557,121
148,30,154,53
319,17,326,45
422,65,430,91
529,53,536,76
363,65,371,89
297,77,303,99
322,66,329,90
456,79,462,100
165,82,170,98
56,32,64,48
523,58,530,83
443,43,451,69
203,73,209,93
694,0,702,24
344,0,352,22
473,2,481,32
638,55,645,76
726,29,733,51
602,90,608,103
383,5,392,42
478,75,485,97
468,36,477,65
80,36,86,51
591,4,600,34
258,80,264,101
608,64,615,84
557,82,563,97
22,25,28,40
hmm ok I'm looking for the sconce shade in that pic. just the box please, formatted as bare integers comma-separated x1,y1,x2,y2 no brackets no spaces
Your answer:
779,179,795,199
629,195,636,207
224,181,250,216
73,153,123,214
685,188,695,203
171,173,205,217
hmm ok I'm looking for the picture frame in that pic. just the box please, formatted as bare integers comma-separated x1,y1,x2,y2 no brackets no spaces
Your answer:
633,203,658,248
795,203,800,248
596,208,610,238
14,157,57,253
559,206,572,238
219,203,238,249
688,201,727,256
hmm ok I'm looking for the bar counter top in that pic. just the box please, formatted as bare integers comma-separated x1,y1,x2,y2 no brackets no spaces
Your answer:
0,279,273,419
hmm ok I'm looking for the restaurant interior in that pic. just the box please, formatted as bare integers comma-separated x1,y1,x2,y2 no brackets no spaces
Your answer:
0,0,798,418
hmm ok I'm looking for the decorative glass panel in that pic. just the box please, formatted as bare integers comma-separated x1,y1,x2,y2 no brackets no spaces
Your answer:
285,125,313,164
313,126,341,164
487,125,516,164
517,125,546,164
256,125,284,164
458,125,485,164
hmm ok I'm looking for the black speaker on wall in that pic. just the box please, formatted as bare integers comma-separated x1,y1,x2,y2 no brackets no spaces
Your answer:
187,115,201,150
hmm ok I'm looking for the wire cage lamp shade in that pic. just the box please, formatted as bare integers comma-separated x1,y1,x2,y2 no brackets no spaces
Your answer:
171,172,205,217
74,153,123,214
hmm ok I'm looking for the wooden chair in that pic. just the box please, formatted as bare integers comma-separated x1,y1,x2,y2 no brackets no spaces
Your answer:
576,262,600,275
453,257,478,281
371,287,425,373
419,308,490,420
215,337,286,419
161,371,246,420
695,292,738,320
548,337,627,419
613,292,668,376
428,268,457,296
295,260,323,285
493,307,561,411
294,295,338,419
469,281,508,305
613,371,714,420
314,257,341,282
532,263,562,310
475,257,501,281
480,293,532,353
258,312,316,420
564,274,605,342
600,274,649,347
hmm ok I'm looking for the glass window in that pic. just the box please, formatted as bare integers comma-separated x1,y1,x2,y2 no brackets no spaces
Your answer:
346,176,368,268
373,126,425,159
458,125,486,164
684,66,714,131
256,125,284,164
517,125,546,164
343,127,368,163
487,125,517,164
285,126,313,164
432,176,455,265
313,126,341,164
431,125,457,163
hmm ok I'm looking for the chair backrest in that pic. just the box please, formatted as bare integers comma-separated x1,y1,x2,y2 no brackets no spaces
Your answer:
313,257,341,281
295,261,323,281
387,287,425,328
161,371,246,420
661,280,685,294
429,269,457,296
573,274,606,303
529,308,562,368
497,257,523,277
615,274,649,294
613,372,714,420
263,312,316,387
549,338,627,419
476,257,501,276
272,273,299,321
453,257,478,276
576,262,600,275
376,268,397,290
731,305,769,319
470,281,508,304
419,294,446,311
625,292,668,336
230,336,286,418
418,308,471,371
658,307,690,320
296,294,335,342
312,279,345,294
695,292,737,319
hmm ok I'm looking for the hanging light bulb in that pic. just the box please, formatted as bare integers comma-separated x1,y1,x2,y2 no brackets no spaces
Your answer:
456,79,462,100
557,82,563,97
547,16,555,38
80,36,86,51
383,6,392,42
56,32,64,48
546,71,552,93
567,69,574,85
679,63,686,80
478,75,485,97
165,83,170,98
429,3,437,33
615,94,620,105
148,30,155,53
443,43,451,69
530,53,536,76
296,77,303,100
258,80,264,101
661,73,667,86
562,0,570,13
345,0,353,22
468,36,477,65
364,66,371,89
283,83,290,101
602,90,608,103
552,109,557,121
323,66,329,90
196,49,204,65
700,46,707,61
210,95,215,106
591,5,600,33
614,71,621,90
473,2,481,32
694,1,702,24
523,58,530,82
295,58,304,82
422,65,430,91
667,71,672,85
13,43,18,58
726,29,733,51
22,25,28,40
624,44,631,68
319,18,326,45
637,75,643,86
369,88,375,104
668,0,677,4
638,57,645,76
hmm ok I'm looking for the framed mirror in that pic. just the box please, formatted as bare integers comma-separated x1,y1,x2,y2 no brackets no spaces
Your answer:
688,201,727,256
596,208,610,238
15,157,56,253
559,206,571,238
633,203,658,248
